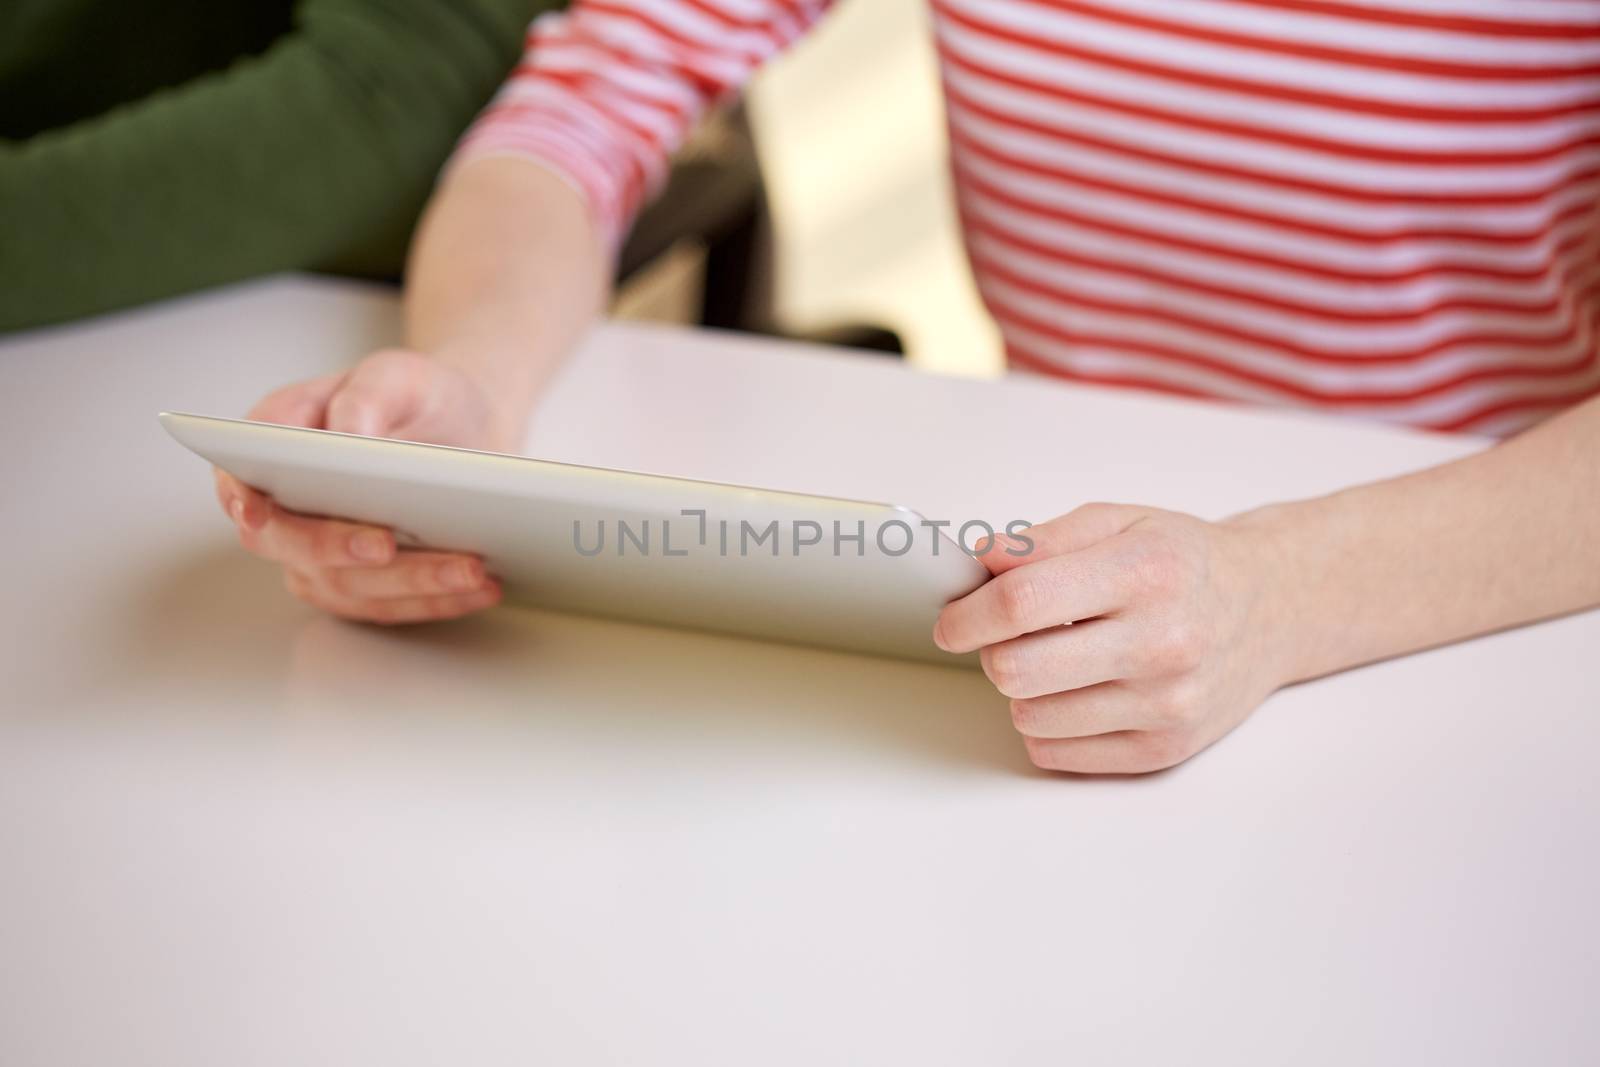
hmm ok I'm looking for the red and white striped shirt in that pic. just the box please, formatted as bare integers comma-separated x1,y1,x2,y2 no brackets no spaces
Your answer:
455,0,1600,435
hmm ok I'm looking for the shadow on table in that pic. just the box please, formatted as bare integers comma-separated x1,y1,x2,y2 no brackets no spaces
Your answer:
103,545,1031,777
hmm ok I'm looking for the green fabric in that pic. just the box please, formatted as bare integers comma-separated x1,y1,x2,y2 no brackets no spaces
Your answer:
0,0,554,332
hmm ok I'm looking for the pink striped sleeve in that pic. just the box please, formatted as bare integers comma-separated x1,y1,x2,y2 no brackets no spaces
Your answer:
452,0,833,250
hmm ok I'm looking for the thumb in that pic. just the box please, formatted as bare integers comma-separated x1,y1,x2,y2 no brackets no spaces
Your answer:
976,503,1152,577
971,530,1038,578
246,373,344,428
325,387,391,437
324,353,424,438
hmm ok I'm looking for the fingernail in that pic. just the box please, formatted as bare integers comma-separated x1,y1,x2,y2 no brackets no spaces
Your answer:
972,533,1012,556
932,616,950,651
351,530,390,562
343,404,382,438
440,560,480,591
992,533,1027,555
232,497,264,532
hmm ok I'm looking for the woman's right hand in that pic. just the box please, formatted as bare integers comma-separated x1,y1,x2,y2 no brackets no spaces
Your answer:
214,348,507,624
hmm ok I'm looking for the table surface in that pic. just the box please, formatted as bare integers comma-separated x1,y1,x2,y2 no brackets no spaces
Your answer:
2,277,1595,1066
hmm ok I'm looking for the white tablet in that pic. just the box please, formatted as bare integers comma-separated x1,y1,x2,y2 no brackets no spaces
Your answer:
160,412,990,665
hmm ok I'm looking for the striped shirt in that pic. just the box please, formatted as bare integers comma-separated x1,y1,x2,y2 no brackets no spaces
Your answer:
454,0,1600,435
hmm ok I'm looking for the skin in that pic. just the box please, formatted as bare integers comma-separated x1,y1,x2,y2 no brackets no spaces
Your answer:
218,156,1600,771
936,393,1600,772
215,158,609,623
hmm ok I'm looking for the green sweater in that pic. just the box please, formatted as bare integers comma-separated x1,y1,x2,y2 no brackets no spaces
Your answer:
0,0,554,332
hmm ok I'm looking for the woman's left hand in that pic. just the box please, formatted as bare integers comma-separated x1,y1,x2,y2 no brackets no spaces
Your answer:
935,502,1293,774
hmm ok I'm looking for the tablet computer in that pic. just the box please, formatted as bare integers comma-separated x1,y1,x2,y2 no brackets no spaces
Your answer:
160,412,989,665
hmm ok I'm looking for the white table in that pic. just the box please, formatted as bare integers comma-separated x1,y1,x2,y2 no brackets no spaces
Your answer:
2,277,1595,1066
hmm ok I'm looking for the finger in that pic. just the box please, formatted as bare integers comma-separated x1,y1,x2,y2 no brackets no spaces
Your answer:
243,503,396,568
1023,731,1195,775
970,531,1040,578
213,466,244,515
976,503,1150,578
978,618,1133,699
324,351,427,438
315,552,490,600
246,373,345,427
935,539,1133,654
213,469,271,532
361,584,505,625
1009,682,1156,739
287,570,503,624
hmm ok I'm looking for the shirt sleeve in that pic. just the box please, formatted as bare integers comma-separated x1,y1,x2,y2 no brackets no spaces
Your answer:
0,0,549,334
452,0,834,250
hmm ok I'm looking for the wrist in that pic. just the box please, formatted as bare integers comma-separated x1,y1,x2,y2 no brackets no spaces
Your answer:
1221,500,1329,689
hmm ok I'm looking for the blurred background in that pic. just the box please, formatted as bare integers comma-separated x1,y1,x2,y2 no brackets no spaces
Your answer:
1,0,999,375
613,0,1001,379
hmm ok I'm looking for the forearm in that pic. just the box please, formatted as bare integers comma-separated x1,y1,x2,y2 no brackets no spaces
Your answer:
400,0,841,445
1240,396,1600,684
404,156,610,450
